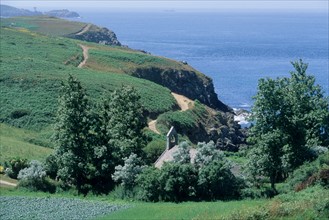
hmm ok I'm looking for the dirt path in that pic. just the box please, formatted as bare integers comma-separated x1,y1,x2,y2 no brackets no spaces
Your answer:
76,24,91,35
0,180,17,187
171,92,194,111
148,120,160,134
78,44,89,68
147,93,193,134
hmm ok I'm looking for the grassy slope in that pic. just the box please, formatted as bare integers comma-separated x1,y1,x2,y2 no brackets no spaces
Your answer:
0,124,52,163
0,24,179,164
0,16,86,36
0,27,177,132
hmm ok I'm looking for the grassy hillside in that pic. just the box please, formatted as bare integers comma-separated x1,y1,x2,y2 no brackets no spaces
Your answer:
0,27,178,132
0,123,53,163
0,16,86,36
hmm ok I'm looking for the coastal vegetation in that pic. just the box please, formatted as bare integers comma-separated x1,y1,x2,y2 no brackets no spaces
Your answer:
0,14,328,220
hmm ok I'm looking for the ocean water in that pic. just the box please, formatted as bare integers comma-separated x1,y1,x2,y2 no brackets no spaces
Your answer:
74,12,328,110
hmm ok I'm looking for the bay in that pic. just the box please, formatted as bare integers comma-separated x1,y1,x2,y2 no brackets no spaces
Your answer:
73,11,328,110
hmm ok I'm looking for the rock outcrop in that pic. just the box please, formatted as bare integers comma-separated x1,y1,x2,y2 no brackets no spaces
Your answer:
132,67,231,112
67,25,121,46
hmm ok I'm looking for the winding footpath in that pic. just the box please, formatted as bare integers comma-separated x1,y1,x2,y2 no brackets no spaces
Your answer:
76,24,92,35
78,44,89,68
148,92,194,134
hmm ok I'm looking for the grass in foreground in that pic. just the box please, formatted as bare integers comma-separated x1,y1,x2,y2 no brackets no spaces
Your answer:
98,200,265,220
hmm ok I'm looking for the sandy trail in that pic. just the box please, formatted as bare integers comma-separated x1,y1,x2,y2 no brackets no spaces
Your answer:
0,180,17,187
148,120,160,134
76,24,91,35
147,93,194,134
171,92,194,111
78,44,89,68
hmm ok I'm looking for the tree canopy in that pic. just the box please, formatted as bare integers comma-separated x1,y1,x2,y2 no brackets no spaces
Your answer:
247,60,329,190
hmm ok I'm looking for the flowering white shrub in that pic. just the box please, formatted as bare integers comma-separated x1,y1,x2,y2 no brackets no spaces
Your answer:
112,153,145,189
18,160,46,180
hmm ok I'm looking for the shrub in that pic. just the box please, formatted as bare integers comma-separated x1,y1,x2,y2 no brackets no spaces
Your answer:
17,160,56,193
286,152,329,191
143,139,166,164
112,153,146,190
5,157,28,179
10,109,30,119
136,166,161,202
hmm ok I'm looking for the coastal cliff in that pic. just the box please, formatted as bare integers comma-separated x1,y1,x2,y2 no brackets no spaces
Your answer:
132,67,231,112
67,24,121,46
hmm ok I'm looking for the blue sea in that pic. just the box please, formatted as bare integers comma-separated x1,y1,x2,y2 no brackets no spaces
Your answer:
74,12,328,110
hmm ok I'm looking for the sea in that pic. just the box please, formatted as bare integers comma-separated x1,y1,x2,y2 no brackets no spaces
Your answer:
72,11,329,110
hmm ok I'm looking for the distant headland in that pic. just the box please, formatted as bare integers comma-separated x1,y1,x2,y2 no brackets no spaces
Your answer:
0,4,80,18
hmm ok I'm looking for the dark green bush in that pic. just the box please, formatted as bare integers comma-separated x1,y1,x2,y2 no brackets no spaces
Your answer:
10,109,30,119
143,139,166,164
18,177,57,193
5,157,28,179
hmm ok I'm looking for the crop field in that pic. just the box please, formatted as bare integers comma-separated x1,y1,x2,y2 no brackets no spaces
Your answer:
0,196,127,220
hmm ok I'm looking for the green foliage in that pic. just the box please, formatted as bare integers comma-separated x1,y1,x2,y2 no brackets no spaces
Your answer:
286,152,329,191
138,141,242,202
247,60,329,189
105,86,147,159
197,160,242,200
50,76,148,194
52,75,93,194
157,100,207,136
137,163,198,202
226,185,329,220
136,166,161,202
142,138,166,164
4,157,28,179
0,196,127,220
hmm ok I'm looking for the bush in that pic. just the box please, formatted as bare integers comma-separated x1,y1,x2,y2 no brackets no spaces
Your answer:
5,157,28,179
143,139,166,164
286,152,329,191
17,160,56,193
112,153,145,190
136,166,161,202
10,109,30,119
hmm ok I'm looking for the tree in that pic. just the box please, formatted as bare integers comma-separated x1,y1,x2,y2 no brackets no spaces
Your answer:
247,60,329,190
52,75,93,194
106,86,147,160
